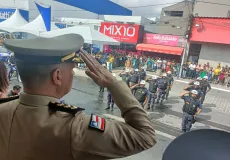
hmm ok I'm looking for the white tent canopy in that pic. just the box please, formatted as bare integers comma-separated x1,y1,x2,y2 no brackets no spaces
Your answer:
0,15,59,36
40,25,120,45
12,14,47,35
0,9,28,28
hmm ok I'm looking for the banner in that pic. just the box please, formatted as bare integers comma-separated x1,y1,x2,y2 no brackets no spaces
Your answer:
100,22,140,44
0,9,28,22
143,33,185,47
35,2,51,31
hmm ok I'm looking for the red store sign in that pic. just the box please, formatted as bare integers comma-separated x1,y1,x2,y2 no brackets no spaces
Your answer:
143,33,185,47
100,22,140,44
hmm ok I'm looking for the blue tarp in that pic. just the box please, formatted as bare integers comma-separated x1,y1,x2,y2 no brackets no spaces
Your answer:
35,2,51,31
55,0,132,15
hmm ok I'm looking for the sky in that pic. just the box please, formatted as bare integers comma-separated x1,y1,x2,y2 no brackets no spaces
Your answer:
110,0,183,17
1,0,183,18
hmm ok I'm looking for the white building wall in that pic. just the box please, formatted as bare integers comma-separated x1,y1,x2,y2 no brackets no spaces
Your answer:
199,43,230,66
194,0,230,17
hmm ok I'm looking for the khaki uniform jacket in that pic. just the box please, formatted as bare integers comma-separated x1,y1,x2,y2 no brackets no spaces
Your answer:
0,81,156,160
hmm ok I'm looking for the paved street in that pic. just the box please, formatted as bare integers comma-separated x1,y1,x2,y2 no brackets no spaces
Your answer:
8,68,230,160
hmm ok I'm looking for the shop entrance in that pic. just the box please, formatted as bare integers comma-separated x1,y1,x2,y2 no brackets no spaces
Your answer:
142,51,182,62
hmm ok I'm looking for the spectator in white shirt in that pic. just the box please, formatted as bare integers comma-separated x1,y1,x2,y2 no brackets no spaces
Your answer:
189,62,196,79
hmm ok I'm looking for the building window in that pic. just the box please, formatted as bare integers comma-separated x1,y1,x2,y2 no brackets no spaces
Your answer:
227,10,230,17
164,11,184,17
164,11,171,16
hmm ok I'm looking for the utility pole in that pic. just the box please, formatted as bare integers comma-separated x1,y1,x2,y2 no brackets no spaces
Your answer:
179,0,195,79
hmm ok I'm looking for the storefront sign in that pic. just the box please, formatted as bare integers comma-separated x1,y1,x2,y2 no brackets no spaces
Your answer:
143,33,185,47
100,22,140,44
0,9,29,22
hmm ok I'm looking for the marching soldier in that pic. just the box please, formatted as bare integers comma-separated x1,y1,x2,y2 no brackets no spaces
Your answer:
119,69,131,87
105,73,116,111
156,73,169,105
166,71,174,100
99,64,107,92
130,80,149,108
180,90,202,133
146,75,158,111
0,34,156,160
139,67,147,81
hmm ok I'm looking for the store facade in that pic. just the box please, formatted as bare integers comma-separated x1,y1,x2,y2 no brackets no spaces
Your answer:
136,33,185,60
189,17,230,66
100,22,144,54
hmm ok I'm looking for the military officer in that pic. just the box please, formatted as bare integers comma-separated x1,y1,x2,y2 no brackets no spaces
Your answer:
180,90,202,133
99,64,106,92
166,71,174,100
130,80,149,108
184,81,203,102
129,69,140,88
105,73,116,111
156,73,169,105
146,75,158,111
0,34,156,160
119,69,131,87
188,77,202,86
139,67,147,81
200,76,211,104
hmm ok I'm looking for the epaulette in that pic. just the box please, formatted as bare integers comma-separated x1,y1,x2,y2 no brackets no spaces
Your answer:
48,102,85,116
0,95,19,104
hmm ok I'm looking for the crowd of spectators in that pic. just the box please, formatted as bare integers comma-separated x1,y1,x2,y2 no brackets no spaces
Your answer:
181,62,230,87
77,51,230,88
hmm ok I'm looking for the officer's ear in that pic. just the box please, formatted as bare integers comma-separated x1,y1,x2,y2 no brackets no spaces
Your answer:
52,68,62,86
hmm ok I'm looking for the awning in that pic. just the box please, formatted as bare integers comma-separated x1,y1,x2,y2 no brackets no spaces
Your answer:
136,43,184,55
190,17,230,44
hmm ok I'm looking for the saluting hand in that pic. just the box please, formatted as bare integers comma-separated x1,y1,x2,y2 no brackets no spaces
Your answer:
80,49,117,87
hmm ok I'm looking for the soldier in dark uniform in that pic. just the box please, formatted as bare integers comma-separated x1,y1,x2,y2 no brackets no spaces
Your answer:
180,90,202,133
130,80,149,108
129,69,140,94
184,81,203,103
105,73,116,111
146,75,158,111
0,34,156,160
156,73,169,105
188,77,202,85
99,64,106,92
139,67,146,81
119,69,130,87
200,76,211,104
166,71,174,100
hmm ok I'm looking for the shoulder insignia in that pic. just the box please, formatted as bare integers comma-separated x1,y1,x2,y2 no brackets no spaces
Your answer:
48,102,85,116
0,95,19,104
89,114,105,132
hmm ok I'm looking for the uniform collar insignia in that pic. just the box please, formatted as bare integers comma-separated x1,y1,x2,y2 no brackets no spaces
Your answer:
0,95,19,104
48,102,85,115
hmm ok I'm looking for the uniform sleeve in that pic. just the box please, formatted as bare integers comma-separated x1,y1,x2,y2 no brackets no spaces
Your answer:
71,81,156,159
145,89,149,97
181,95,189,100
185,86,192,91
197,102,202,109
131,86,136,91
208,83,211,89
